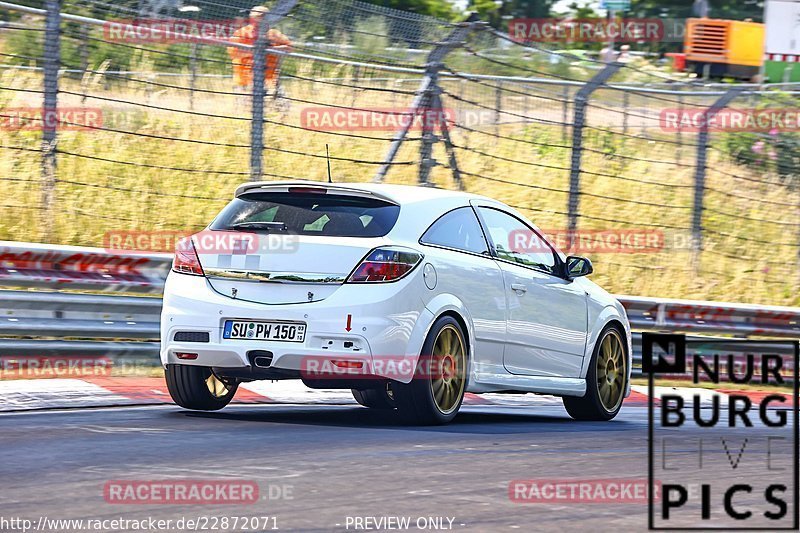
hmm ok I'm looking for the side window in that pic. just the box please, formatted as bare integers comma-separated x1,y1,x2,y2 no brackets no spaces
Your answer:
477,207,557,274
420,207,489,255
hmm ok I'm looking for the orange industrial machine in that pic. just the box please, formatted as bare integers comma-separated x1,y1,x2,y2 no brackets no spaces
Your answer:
684,18,765,80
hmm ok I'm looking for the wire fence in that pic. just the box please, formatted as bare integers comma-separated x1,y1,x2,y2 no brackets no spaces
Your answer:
0,0,799,306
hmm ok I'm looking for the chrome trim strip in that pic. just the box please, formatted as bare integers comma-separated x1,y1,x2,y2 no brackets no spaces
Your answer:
204,268,346,284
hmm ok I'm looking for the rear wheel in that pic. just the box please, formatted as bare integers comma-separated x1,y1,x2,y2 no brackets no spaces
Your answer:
351,383,395,409
563,326,627,421
394,316,467,425
165,364,238,411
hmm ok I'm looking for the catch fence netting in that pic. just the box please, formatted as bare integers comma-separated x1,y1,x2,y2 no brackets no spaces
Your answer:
0,0,798,305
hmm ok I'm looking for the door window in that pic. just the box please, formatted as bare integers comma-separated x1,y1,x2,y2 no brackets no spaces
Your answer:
477,207,557,275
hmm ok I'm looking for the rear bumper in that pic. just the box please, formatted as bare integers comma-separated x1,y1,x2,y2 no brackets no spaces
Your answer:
160,271,433,384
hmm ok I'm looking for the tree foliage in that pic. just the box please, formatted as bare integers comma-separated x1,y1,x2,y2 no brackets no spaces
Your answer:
361,0,458,20
629,0,765,22
468,0,557,28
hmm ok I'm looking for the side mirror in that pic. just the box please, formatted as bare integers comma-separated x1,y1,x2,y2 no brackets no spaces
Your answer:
566,256,593,279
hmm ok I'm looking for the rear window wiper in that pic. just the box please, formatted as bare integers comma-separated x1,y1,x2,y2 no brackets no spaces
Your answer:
229,221,288,232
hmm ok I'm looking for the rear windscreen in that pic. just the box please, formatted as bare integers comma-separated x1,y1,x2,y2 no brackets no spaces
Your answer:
210,192,401,237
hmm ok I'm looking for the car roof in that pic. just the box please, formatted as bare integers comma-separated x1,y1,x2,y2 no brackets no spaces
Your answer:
234,180,533,245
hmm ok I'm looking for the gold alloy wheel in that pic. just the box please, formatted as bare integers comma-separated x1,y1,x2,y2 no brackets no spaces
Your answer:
429,324,466,415
596,330,626,412
205,372,231,399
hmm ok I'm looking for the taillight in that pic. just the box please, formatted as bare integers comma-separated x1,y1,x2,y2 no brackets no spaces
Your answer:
172,236,204,276
348,247,422,283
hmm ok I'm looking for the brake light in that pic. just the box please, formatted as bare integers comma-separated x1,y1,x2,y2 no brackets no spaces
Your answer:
172,236,204,276
288,187,327,194
348,247,422,283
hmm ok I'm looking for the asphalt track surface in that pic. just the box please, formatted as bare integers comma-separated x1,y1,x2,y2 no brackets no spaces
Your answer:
0,402,796,532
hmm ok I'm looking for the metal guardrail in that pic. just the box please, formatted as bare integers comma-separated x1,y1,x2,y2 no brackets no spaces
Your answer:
621,295,800,338
2,241,800,368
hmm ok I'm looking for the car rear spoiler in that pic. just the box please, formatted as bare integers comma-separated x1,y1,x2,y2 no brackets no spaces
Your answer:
234,181,399,205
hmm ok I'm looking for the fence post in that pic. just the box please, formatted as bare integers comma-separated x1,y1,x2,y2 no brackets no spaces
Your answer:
79,24,89,74
691,86,746,259
676,93,684,163
189,42,198,111
374,14,482,183
561,84,569,142
249,0,297,182
374,76,432,183
459,78,470,150
418,78,436,186
522,82,529,120
78,23,88,103
40,0,61,243
494,81,501,136
435,89,462,190
249,16,269,183
622,89,629,135
351,65,360,107
566,63,622,249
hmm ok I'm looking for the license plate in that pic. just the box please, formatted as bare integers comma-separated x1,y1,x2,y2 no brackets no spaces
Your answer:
223,320,306,343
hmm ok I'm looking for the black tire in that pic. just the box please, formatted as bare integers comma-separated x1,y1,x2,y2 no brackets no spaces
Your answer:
351,383,396,409
165,364,238,411
393,316,468,425
563,325,627,421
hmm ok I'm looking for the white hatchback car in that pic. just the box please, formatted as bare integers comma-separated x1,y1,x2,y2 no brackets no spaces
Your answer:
161,181,631,424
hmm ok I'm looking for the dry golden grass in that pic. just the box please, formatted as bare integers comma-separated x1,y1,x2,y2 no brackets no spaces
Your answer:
0,64,797,306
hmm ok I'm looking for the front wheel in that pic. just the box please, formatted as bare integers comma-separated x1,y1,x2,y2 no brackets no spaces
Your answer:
563,326,627,421
393,316,468,425
165,364,238,411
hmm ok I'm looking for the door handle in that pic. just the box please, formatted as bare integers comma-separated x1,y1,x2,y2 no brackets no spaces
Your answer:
511,283,527,294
